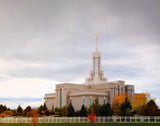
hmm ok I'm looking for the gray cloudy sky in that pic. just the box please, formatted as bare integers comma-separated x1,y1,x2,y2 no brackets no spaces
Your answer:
0,0,160,109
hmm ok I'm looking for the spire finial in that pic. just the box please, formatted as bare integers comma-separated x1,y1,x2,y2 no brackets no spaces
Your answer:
96,33,98,50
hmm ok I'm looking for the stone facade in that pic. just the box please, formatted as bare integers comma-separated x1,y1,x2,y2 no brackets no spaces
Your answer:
44,47,135,111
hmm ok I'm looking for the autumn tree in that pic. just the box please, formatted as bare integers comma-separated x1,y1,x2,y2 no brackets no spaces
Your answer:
147,99,159,116
88,107,97,126
0,111,13,117
55,107,62,116
30,110,38,126
112,93,127,115
62,106,68,116
132,92,151,114
139,104,148,116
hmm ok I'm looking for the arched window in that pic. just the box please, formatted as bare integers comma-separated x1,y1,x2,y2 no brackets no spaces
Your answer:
70,98,72,104
114,87,116,96
60,88,62,108
118,86,120,94
103,97,106,105
121,87,123,94
94,57,95,77
98,57,100,75
83,96,85,105
89,98,92,107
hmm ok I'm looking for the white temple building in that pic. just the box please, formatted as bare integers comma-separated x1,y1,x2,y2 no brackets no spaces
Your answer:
44,36,134,110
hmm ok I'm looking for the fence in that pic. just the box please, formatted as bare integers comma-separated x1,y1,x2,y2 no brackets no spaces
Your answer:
0,116,160,123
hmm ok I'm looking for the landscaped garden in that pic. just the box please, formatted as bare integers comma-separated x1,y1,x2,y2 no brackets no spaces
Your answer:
0,93,160,125
0,123,160,126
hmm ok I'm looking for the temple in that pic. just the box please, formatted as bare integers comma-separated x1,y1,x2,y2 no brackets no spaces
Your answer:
44,35,134,110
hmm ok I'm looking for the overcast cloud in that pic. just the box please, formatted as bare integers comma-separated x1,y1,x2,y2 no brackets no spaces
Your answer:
0,0,160,109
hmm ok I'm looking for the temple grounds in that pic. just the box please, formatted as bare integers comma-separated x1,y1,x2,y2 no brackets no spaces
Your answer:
0,123,160,126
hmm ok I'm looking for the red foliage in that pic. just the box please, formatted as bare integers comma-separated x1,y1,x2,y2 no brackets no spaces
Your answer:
30,110,38,126
147,105,158,116
87,107,97,126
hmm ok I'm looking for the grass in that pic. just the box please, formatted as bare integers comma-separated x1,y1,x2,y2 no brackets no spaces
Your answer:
0,123,160,126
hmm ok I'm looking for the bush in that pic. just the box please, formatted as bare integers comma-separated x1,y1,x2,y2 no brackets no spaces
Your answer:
45,110,50,116
55,107,63,116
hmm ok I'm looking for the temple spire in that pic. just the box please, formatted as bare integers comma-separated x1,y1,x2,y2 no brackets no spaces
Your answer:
96,33,98,50
85,34,108,84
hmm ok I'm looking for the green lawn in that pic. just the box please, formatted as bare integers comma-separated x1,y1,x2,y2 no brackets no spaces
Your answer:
0,123,159,126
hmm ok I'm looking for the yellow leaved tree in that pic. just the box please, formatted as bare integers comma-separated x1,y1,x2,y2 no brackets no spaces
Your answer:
131,92,151,114
112,93,128,115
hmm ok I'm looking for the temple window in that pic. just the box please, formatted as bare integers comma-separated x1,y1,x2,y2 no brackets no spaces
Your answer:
83,96,85,105
121,87,123,94
60,88,62,108
89,98,92,107
114,87,116,96
103,97,106,105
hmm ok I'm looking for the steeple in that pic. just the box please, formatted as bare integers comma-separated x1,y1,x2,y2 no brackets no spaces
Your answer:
85,34,107,84
96,33,98,50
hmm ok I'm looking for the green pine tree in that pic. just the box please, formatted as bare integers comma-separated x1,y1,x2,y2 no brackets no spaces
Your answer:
120,97,132,116
67,103,75,117
37,105,43,114
92,98,101,116
43,103,48,111
17,105,23,113
99,103,112,116
79,105,87,117
25,105,32,112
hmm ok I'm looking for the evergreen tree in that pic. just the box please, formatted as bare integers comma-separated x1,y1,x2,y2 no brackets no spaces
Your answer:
43,103,48,111
0,104,9,113
120,97,132,116
92,98,101,116
99,103,112,116
17,105,23,113
67,103,75,117
0,104,3,113
3,105,7,111
24,105,32,112
51,106,55,114
79,105,87,117
37,105,43,114
147,99,156,106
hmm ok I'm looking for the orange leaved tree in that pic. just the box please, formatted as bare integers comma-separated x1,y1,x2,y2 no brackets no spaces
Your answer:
88,107,97,126
30,110,38,126
112,93,127,115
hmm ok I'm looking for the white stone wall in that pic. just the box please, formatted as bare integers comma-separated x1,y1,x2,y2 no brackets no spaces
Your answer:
44,81,135,111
